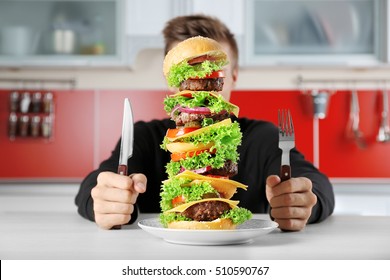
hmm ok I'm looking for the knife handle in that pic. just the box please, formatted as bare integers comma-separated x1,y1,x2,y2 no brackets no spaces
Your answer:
111,164,129,230
118,164,128,176
280,165,291,182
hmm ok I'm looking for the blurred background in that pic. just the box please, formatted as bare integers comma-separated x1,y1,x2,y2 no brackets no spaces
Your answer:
0,0,389,216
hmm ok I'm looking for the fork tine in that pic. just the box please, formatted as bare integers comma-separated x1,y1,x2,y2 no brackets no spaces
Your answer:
278,109,282,130
284,109,289,134
278,109,295,137
288,109,294,136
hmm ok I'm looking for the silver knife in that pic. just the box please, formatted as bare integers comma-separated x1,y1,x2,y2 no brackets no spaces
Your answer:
118,98,134,176
112,98,134,229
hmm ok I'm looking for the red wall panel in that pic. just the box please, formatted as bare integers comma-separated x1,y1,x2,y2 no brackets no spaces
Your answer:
1,88,389,180
97,90,168,164
319,90,390,178
231,90,314,163
0,90,95,180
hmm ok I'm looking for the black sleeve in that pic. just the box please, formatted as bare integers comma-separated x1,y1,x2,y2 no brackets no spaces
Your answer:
74,119,172,224
288,148,335,223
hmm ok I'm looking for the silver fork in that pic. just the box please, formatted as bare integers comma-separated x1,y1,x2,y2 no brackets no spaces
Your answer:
278,109,295,181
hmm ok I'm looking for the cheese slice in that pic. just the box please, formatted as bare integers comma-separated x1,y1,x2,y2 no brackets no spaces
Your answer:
176,170,247,190
163,170,248,199
166,118,232,142
165,141,214,153
165,198,239,213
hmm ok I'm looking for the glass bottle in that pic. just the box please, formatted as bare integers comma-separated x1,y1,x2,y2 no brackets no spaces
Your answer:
43,92,54,113
9,91,19,112
80,16,105,55
31,116,41,137
31,92,42,113
20,92,31,113
42,116,53,138
8,113,18,139
19,115,30,137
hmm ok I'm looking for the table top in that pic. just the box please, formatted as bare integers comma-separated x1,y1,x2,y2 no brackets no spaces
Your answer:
0,186,389,260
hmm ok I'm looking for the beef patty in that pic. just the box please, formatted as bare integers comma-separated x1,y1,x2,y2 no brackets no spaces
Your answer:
173,110,230,127
205,160,238,178
179,78,224,92
182,200,231,221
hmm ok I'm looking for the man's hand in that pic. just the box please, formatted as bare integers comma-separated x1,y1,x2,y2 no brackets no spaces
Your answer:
266,175,317,231
91,172,147,230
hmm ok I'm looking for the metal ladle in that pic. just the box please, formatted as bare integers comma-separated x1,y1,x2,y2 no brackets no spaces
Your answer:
377,89,390,143
350,89,367,149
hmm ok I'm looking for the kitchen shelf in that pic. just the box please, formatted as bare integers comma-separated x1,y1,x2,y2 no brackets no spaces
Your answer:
244,0,386,67
0,0,125,68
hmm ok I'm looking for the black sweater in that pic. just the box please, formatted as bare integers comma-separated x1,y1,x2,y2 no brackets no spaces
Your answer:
75,118,335,224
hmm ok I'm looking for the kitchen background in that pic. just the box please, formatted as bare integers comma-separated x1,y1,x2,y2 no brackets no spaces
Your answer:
1,0,390,215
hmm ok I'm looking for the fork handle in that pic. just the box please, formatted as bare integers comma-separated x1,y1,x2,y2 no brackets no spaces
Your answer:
280,165,291,181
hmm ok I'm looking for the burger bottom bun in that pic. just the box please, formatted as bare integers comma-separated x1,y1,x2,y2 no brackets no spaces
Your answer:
168,218,236,230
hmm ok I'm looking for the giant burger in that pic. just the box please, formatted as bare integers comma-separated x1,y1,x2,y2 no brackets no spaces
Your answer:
159,36,252,230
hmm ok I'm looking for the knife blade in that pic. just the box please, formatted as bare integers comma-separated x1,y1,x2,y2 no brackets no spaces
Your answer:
118,98,134,176
112,98,134,230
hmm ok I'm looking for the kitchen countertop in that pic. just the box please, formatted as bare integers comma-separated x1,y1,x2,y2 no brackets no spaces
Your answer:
0,185,389,260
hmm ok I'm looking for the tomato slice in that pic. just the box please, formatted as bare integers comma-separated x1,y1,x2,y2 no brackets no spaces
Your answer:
171,149,211,162
193,70,225,80
166,127,199,138
205,174,229,180
204,70,225,79
187,55,216,65
172,195,186,207
180,92,193,98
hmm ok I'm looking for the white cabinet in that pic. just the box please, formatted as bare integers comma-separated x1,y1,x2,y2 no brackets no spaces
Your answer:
1,0,240,67
244,0,386,66
125,0,173,65
126,0,243,36
0,0,126,67
191,0,244,36
0,0,386,68
125,0,244,65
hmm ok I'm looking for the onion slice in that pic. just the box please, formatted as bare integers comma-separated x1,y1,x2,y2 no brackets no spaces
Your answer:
170,104,181,118
179,106,211,114
179,166,212,174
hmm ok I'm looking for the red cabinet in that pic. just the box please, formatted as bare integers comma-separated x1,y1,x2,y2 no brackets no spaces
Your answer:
0,89,389,180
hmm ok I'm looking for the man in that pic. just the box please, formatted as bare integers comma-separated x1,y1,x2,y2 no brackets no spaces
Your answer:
75,15,334,231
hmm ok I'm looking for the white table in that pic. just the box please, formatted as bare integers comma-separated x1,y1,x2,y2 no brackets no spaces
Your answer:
0,185,389,260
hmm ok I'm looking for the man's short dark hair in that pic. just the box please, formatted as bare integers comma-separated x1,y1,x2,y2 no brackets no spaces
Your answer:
162,14,238,70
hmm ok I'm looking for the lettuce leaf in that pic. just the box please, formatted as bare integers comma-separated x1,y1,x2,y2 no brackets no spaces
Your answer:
165,148,239,178
159,207,252,228
162,121,242,177
167,60,227,88
160,177,218,212
221,207,252,225
159,212,191,228
161,121,242,150
164,91,236,117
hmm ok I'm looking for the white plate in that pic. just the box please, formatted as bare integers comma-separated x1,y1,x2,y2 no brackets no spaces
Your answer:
138,218,278,245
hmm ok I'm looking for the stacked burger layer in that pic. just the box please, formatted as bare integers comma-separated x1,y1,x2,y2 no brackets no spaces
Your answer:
159,36,252,230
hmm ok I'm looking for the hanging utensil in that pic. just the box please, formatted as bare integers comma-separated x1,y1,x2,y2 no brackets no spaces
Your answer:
349,89,367,149
377,89,390,143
